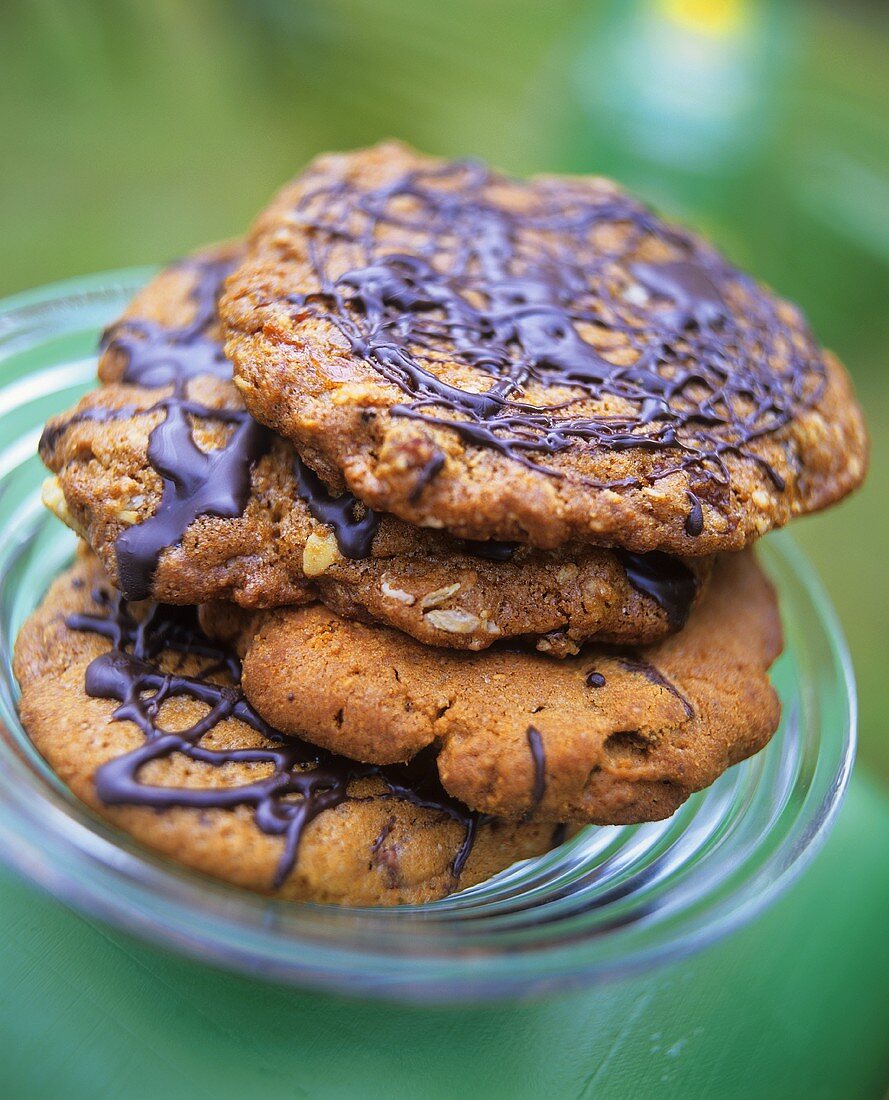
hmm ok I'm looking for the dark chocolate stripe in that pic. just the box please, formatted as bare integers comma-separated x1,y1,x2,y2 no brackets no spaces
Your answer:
68,594,486,888
615,550,698,631
285,158,828,531
615,653,694,719
100,255,274,600
293,455,380,559
526,724,547,808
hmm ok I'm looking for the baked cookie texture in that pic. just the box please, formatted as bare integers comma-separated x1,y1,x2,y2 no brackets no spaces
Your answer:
217,552,783,822
39,247,711,652
22,141,865,909
13,554,560,905
222,141,867,554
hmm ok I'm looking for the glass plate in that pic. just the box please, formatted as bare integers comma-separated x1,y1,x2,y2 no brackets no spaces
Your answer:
0,272,856,1003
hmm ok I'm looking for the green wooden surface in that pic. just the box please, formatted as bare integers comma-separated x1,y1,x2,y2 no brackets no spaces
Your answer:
1,772,887,1099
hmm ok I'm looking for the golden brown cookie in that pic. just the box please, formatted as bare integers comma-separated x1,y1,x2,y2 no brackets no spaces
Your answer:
222,142,867,553
14,553,561,906
39,248,710,651
227,552,782,823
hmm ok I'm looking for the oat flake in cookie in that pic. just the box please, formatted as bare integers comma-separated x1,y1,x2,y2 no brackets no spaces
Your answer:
13,554,561,905
39,247,711,652
222,141,867,553
217,552,783,823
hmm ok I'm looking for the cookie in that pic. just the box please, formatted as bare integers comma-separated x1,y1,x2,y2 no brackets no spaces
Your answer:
40,248,711,651
13,553,562,906
223,552,782,822
222,141,867,553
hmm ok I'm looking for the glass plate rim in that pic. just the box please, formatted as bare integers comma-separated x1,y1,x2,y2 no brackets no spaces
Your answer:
0,272,858,1003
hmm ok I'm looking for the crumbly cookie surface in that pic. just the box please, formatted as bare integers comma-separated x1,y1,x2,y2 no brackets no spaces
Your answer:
13,554,559,905
228,552,783,822
40,248,710,651
222,142,867,553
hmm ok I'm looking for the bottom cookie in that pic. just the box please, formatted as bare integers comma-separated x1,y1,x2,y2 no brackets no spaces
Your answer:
13,553,562,906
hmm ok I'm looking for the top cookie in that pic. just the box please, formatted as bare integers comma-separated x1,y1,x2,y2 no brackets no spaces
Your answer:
40,247,710,653
222,142,867,553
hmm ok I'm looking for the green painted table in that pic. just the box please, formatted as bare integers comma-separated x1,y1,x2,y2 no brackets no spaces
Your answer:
1,773,887,1099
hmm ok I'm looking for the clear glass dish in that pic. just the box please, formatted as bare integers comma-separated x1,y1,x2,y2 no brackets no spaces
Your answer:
0,272,856,1003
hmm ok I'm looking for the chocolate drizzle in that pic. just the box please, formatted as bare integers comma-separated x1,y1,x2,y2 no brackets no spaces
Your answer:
287,158,826,531
102,257,234,387
684,491,704,537
526,725,546,808
67,590,485,888
615,653,694,718
615,550,698,630
116,407,268,600
630,261,728,329
455,539,520,562
408,451,446,503
293,455,380,558
93,255,271,600
585,649,694,719
291,455,525,566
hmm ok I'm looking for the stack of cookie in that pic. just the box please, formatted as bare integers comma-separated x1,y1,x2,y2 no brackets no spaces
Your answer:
17,143,867,906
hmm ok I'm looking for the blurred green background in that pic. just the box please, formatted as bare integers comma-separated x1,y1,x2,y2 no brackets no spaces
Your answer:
2,0,887,782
